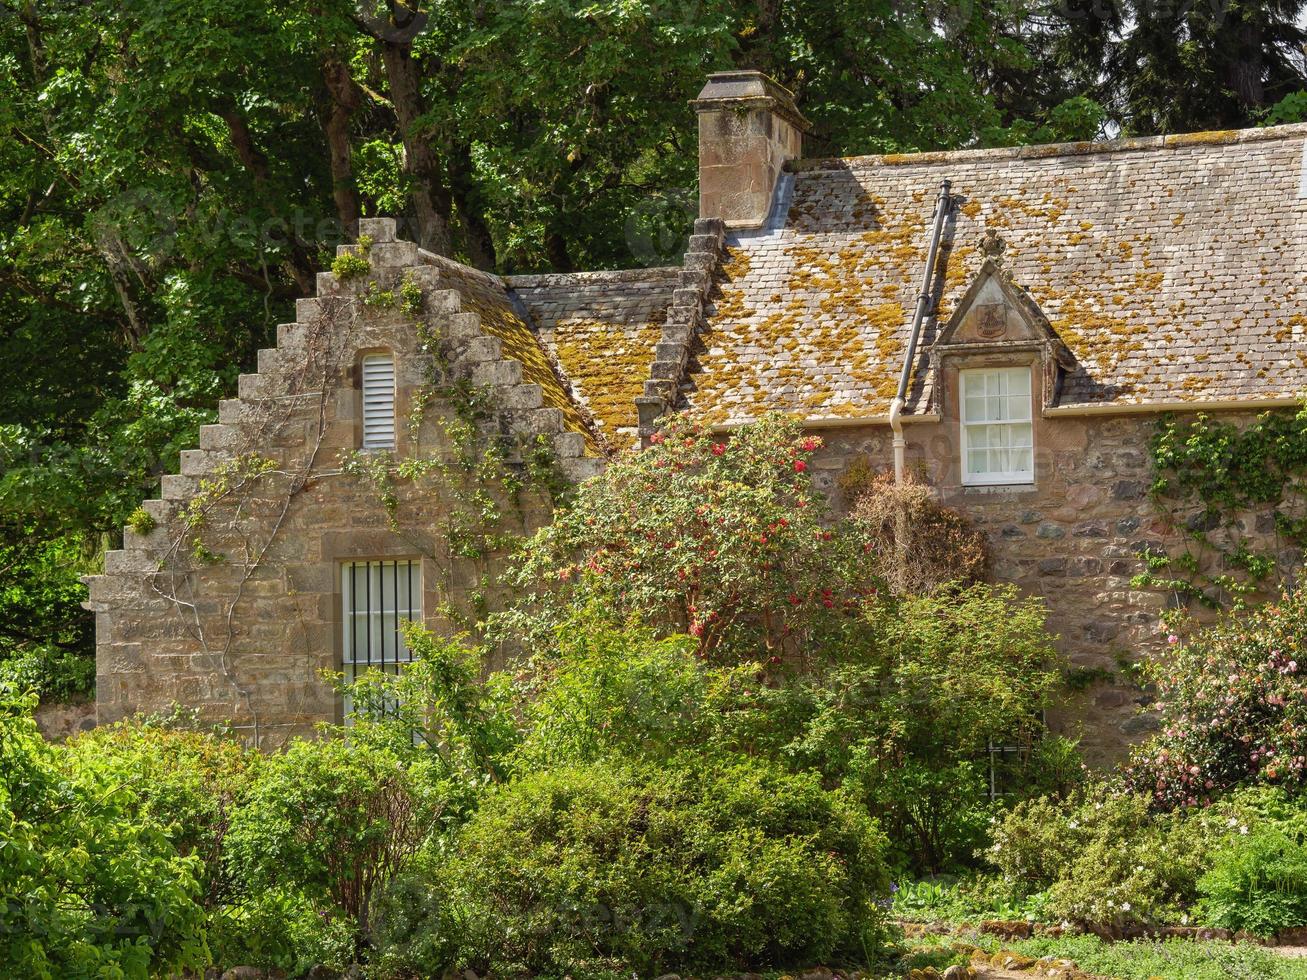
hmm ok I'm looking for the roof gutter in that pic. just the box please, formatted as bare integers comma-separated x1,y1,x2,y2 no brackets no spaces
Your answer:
890,178,952,485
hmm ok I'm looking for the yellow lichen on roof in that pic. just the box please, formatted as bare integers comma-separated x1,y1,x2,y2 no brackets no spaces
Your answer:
446,274,601,454
551,319,661,435
682,126,1307,420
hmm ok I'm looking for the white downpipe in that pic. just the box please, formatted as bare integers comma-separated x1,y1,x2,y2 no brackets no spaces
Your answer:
889,395,906,484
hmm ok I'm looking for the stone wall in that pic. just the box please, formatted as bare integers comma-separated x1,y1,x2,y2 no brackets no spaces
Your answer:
811,407,1295,765
85,219,599,748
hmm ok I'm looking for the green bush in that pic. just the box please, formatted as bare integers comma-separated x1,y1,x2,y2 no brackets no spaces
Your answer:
1200,828,1307,935
0,643,94,701
990,791,1211,927
224,737,441,968
0,686,208,978
374,760,892,978
773,583,1064,873
64,720,257,909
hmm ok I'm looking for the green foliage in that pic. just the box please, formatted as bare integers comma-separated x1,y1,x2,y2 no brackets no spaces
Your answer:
125,506,156,536
1265,92,1307,126
332,236,373,279
965,932,1307,980
63,720,257,908
1138,408,1307,607
341,621,520,789
514,617,729,771
1199,828,1307,935
0,533,94,701
224,737,438,961
502,414,881,662
376,760,892,978
892,876,1050,924
775,585,1064,872
0,643,95,702
0,686,209,978
989,790,1233,928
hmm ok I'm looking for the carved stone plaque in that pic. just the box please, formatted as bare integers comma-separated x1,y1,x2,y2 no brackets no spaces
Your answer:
974,302,1008,339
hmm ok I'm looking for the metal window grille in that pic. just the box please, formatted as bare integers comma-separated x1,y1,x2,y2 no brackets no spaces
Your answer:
341,560,421,718
361,353,396,450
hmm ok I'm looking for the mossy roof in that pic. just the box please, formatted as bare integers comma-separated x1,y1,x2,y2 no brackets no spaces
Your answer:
507,268,678,448
418,253,605,455
681,123,1307,424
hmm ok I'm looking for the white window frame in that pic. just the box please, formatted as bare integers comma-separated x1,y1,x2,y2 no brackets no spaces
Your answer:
361,353,397,451
341,559,422,719
959,366,1035,487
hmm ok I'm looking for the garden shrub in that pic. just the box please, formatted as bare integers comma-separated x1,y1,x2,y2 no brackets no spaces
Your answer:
1123,590,1307,808
777,583,1063,872
990,791,1212,927
845,467,989,595
224,737,441,966
515,618,733,770
64,719,257,909
1199,827,1307,935
499,413,881,663
342,620,519,789
374,760,892,978
0,686,208,978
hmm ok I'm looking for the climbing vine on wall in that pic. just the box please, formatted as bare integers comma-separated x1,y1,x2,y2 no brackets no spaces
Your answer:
143,256,576,740
1134,407,1307,614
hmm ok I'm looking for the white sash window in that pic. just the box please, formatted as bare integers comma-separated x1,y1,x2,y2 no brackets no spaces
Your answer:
960,367,1034,486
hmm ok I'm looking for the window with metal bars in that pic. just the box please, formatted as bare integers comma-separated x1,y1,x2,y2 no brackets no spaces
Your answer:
341,560,421,718
361,353,396,450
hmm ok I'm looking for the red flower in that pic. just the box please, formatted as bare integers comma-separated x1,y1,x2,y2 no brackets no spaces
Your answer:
801,437,821,452
689,621,704,637
793,460,807,473
650,432,665,444
712,443,726,456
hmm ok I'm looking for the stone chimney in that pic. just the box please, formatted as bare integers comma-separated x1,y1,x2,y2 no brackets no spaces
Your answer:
692,71,810,228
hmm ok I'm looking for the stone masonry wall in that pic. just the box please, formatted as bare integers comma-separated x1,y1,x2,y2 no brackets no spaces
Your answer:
811,408,1297,765
86,219,600,748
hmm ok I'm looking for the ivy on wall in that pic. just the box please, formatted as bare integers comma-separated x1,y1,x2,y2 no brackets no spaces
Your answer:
1134,407,1307,614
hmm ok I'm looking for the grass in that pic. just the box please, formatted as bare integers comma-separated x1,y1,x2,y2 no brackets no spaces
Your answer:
909,930,1307,980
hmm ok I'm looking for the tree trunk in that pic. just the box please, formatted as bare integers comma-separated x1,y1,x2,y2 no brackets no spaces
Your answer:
321,57,362,239
544,226,573,273
448,142,495,270
378,40,453,255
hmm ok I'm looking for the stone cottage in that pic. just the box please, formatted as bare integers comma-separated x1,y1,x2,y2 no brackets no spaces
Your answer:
87,72,1307,760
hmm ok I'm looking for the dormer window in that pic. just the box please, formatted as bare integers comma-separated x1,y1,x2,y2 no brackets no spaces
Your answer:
960,367,1033,486
361,353,396,450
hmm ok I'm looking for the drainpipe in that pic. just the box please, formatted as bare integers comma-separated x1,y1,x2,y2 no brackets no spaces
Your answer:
890,178,952,485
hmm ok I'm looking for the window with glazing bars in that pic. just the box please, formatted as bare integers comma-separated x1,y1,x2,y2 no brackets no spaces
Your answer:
960,367,1034,486
341,560,421,716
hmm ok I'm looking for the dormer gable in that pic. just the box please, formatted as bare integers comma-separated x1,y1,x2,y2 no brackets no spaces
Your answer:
930,231,1075,412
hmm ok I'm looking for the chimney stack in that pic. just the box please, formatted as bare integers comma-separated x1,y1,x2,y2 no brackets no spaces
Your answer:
692,71,810,228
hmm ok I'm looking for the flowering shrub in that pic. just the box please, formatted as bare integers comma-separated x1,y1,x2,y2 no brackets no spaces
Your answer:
989,791,1212,928
503,414,880,662
1123,592,1307,808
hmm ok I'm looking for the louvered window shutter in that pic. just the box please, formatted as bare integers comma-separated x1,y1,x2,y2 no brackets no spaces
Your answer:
361,354,396,450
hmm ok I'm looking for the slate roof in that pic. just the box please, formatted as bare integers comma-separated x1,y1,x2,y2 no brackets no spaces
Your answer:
507,268,678,446
418,252,603,453
682,124,1307,425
